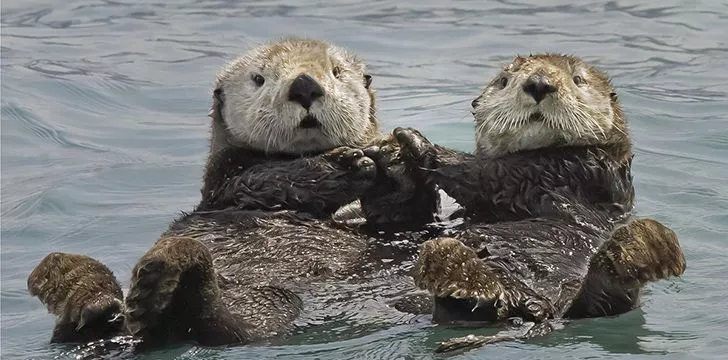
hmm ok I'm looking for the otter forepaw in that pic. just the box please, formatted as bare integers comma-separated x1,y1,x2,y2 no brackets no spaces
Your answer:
325,146,377,179
125,236,216,341
393,127,437,169
594,218,686,284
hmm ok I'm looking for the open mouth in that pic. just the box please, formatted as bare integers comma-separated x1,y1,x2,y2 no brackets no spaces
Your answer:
529,112,546,122
299,114,321,129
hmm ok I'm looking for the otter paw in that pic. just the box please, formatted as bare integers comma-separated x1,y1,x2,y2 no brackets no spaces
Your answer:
393,127,436,169
326,146,377,179
415,238,506,311
363,142,401,171
594,218,686,284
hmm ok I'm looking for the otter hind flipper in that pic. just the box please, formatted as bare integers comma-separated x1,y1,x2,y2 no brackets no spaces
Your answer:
564,218,686,318
27,252,124,343
414,237,554,324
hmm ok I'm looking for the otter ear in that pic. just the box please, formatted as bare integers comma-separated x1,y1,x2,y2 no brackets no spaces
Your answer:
609,91,618,102
364,74,372,89
209,87,224,121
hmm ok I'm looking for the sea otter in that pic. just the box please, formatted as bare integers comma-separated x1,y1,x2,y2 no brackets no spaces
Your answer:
27,38,439,349
392,54,686,351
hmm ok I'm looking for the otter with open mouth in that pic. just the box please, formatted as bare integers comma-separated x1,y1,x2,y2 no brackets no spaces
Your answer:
27,38,440,351
393,54,686,352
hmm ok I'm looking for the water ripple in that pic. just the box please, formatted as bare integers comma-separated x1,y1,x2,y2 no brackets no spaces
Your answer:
2,0,728,359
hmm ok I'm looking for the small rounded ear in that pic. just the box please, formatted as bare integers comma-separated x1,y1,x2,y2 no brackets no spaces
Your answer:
364,74,372,89
209,87,224,121
609,92,618,102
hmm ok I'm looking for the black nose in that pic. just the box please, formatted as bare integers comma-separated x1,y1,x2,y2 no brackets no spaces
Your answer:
288,74,325,110
522,75,556,103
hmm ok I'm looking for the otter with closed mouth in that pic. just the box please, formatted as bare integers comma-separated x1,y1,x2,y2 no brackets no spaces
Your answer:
393,54,686,352
27,38,439,350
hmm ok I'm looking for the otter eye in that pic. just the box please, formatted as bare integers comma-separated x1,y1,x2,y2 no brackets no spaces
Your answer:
498,77,508,89
252,74,265,87
332,66,341,78
364,74,372,88
573,75,585,86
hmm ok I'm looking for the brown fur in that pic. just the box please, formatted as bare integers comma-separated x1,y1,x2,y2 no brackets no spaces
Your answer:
391,53,685,352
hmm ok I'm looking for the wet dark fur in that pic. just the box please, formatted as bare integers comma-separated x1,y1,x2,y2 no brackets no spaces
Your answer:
396,128,686,350
28,49,440,349
393,54,686,352
28,137,439,349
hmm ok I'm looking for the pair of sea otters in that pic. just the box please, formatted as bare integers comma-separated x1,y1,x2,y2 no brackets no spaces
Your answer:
28,37,686,354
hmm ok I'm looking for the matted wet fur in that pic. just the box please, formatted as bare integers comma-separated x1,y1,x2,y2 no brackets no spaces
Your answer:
392,54,686,352
28,38,439,350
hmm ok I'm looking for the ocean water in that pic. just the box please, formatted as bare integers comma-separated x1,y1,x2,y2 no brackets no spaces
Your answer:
2,0,727,359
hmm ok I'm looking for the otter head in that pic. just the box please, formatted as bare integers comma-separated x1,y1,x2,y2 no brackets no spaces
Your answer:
471,54,628,158
210,38,377,155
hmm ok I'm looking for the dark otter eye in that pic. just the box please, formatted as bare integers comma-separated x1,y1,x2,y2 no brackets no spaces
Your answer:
498,77,508,89
252,74,265,87
363,74,372,88
573,75,585,86
332,66,341,78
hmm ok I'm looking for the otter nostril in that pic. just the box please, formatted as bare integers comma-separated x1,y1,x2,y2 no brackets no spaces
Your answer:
522,75,556,104
288,73,325,110
471,98,479,109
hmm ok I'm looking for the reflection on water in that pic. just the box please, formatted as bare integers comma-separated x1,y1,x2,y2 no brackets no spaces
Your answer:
2,0,728,359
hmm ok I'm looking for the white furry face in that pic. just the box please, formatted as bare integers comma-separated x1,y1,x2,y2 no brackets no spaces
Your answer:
471,54,619,157
214,38,375,155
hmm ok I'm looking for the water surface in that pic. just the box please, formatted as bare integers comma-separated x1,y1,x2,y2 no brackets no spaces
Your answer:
2,0,727,359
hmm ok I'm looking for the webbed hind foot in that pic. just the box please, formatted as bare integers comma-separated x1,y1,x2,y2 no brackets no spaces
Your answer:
125,236,220,347
598,218,686,282
565,218,686,318
28,253,124,343
414,237,553,324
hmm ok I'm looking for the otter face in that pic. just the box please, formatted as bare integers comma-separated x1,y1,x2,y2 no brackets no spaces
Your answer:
213,38,376,155
471,54,623,157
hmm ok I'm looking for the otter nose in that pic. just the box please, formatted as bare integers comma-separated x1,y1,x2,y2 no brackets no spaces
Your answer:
288,74,325,110
522,75,556,103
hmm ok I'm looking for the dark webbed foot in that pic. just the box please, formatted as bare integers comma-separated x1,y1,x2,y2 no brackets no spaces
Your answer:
28,253,124,343
125,236,223,347
414,237,553,324
597,218,686,283
565,218,686,318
